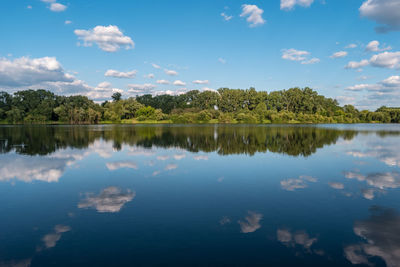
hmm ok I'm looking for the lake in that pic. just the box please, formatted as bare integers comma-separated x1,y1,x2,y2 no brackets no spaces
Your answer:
1,124,400,266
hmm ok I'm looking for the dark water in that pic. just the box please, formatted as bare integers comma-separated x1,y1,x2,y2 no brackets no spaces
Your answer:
1,124,400,266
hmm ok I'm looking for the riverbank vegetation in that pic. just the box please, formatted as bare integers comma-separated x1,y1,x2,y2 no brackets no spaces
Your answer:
0,88,399,124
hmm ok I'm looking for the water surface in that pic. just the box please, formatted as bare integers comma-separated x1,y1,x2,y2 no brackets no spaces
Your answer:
1,124,400,266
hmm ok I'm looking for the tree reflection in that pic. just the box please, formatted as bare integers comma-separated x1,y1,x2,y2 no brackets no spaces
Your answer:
0,125,381,157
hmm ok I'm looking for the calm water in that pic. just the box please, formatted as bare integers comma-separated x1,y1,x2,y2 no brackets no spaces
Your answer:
1,124,400,266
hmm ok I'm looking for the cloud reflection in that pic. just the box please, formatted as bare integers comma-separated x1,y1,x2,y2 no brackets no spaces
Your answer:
238,211,262,233
106,161,138,170
42,225,71,249
344,207,400,267
277,229,318,250
78,187,135,213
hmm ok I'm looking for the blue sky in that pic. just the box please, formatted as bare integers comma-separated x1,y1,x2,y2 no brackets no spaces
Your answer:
0,0,400,109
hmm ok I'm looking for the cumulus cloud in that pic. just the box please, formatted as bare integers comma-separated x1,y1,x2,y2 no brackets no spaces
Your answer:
282,49,319,64
151,63,161,69
366,40,391,52
221,12,233,21
49,2,67,12
104,69,137,78
346,43,358,49
65,20,72,25
344,207,400,266
192,80,209,84
346,51,400,70
346,75,400,93
0,56,73,87
164,69,178,76
173,80,186,86
127,83,156,94
74,25,134,52
345,59,369,69
106,161,138,171
277,229,318,249
360,0,400,33
280,0,314,10
156,79,170,85
369,51,400,68
238,211,263,233
240,4,266,27
78,187,135,213
330,51,348,58
42,225,71,249
301,58,320,64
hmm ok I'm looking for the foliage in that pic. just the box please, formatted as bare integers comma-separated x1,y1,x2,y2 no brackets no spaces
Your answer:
0,88,399,124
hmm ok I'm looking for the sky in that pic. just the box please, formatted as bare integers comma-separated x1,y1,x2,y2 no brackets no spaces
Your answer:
0,0,400,110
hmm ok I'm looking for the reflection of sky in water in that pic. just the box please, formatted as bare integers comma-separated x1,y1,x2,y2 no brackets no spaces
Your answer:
0,125,400,266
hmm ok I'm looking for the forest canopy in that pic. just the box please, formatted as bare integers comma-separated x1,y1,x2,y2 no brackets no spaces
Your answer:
0,88,399,124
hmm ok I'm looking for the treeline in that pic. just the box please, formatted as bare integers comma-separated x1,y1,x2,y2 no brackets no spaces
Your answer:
0,88,399,124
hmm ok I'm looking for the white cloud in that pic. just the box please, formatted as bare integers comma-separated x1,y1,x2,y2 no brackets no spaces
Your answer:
173,80,186,86
240,4,266,27
282,48,319,64
78,187,135,213
282,49,309,61
238,211,262,233
0,56,73,87
280,0,314,10
345,59,369,69
164,69,178,76
151,63,161,69
64,20,72,25
301,57,320,64
330,51,348,58
346,51,400,70
218,58,226,64
27,5,32,9
192,80,209,84
104,69,137,78
369,51,400,68
156,79,170,85
74,25,134,52
360,0,400,32
127,83,156,94
106,161,138,171
346,43,358,49
49,2,67,12
366,40,391,52
221,12,233,21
